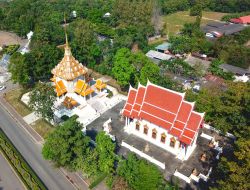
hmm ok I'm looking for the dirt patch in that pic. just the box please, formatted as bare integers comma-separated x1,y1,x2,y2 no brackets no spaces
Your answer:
0,31,28,47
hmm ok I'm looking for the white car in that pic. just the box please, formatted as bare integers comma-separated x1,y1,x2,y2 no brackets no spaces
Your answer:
205,33,214,38
0,86,6,91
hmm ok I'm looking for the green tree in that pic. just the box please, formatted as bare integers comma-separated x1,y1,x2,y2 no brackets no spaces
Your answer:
208,59,234,80
211,138,250,190
112,48,136,89
118,154,163,190
190,3,202,16
139,62,160,85
26,44,63,82
71,19,101,67
8,52,30,86
77,149,99,177
186,82,250,136
169,35,193,54
28,83,56,122
95,131,116,174
42,117,90,169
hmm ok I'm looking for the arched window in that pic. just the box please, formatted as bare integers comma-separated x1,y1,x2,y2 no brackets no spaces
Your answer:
143,125,148,135
152,129,157,139
170,137,176,148
135,122,140,131
161,133,166,143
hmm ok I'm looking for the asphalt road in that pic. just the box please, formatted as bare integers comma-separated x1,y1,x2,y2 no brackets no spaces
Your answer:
0,105,75,190
0,152,25,190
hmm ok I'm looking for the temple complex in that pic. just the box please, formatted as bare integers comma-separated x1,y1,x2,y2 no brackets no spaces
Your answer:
122,81,204,161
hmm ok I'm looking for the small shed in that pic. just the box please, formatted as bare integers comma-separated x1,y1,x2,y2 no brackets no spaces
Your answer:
155,42,172,53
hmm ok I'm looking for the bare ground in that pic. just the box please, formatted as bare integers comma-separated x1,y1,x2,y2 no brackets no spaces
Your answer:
0,31,28,46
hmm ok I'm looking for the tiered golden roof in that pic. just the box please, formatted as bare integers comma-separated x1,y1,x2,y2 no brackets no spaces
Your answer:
52,36,88,81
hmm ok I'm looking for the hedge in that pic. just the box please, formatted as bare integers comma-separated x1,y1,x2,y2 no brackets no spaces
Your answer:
0,128,47,190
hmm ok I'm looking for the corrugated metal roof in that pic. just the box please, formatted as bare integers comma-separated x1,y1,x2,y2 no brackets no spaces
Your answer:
146,50,173,61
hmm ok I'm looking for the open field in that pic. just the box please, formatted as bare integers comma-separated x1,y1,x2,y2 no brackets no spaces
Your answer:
162,11,228,34
0,31,28,47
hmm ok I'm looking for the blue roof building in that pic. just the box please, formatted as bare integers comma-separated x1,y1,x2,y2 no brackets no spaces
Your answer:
155,42,172,53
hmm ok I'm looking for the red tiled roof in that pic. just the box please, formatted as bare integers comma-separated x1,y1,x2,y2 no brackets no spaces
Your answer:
176,101,193,123
230,15,250,24
130,86,146,118
143,84,183,114
122,82,204,145
122,88,137,115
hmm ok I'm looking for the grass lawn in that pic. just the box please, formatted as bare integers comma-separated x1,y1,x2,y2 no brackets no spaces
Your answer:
5,88,55,138
30,119,55,139
162,11,228,35
5,88,32,117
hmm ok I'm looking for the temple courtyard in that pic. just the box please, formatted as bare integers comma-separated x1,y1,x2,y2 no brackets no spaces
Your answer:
85,101,234,189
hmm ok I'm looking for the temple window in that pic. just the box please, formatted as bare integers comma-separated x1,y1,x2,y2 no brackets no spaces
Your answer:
152,129,157,139
135,122,140,131
170,137,176,148
143,125,148,135
161,133,166,143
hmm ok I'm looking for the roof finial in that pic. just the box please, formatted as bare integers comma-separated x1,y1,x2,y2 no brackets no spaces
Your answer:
64,13,69,47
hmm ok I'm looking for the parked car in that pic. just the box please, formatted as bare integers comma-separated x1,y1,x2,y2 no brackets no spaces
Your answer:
0,86,6,91
205,33,214,38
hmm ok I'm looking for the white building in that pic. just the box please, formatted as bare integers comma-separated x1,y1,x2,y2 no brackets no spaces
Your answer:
122,82,204,161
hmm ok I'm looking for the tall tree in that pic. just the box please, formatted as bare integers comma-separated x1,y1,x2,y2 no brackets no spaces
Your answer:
139,62,160,85
8,52,30,86
29,83,56,122
117,153,163,190
95,131,116,174
211,138,250,190
42,117,90,169
112,48,136,89
71,19,101,67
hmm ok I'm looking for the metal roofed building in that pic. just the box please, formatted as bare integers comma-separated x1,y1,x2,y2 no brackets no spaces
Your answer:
146,50,173,61
122,81,204,161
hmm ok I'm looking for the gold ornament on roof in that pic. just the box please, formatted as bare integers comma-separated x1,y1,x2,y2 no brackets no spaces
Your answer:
51,15,88,81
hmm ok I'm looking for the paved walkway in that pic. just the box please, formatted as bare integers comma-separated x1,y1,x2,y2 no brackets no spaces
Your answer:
23,112,41,125
0,152,25,190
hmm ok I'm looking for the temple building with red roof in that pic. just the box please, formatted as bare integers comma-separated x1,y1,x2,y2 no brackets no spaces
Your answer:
122,81,204,160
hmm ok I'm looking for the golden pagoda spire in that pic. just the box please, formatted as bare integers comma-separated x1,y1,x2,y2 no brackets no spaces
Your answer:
64,13,69,47
51,14,88,81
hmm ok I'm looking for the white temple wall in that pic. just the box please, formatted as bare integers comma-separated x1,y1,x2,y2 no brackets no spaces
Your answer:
184,133,198,160
125,119,181,156
125,118,197,160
